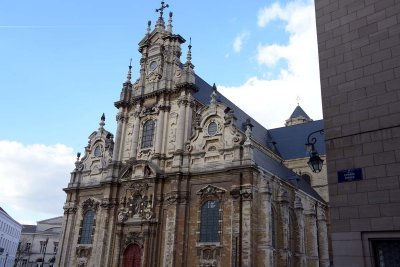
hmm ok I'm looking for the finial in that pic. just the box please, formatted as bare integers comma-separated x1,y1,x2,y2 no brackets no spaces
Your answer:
167,11,173,33
126,58,132,82
156,1,169,19
99,113,105,129
186,37,192,63
75,152,82,169
147,20,151,35
296,95,300,106
210,83,217,105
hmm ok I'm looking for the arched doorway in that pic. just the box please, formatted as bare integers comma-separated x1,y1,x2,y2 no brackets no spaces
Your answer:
123,243,141,267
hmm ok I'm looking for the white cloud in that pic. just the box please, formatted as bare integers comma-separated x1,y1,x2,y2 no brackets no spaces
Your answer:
220,0,322,129
233,31,250,53
0,140,75,224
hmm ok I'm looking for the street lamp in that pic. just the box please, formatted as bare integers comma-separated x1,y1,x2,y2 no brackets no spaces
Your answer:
305,129,324,173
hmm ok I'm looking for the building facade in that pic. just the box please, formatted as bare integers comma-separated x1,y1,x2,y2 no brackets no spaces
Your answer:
0,207,22,267
57,4,329,267
315,0,400,266
17,217,62,267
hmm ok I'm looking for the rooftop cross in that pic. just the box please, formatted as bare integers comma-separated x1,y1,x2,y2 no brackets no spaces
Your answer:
155,1,169,19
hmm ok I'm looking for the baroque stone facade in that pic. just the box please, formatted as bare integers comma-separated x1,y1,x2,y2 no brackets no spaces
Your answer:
56,4,329,267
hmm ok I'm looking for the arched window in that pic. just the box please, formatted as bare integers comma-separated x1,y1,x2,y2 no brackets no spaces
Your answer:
123,243,141,267
141,120,155,149
79,210,95,244
200,200,220,242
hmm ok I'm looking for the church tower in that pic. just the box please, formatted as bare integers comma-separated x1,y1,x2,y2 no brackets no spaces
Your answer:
285,104,313,126
56,3,329,267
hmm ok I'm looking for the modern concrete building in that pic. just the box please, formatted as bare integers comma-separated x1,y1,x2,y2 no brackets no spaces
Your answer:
315,0,400,266
0,207,22,267
56,3,330,267
17,217,62,267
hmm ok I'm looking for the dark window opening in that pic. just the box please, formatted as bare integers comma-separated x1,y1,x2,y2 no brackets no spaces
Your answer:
200,200,220,242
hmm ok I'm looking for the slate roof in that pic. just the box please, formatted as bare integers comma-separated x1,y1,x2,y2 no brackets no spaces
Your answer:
194,75,278,153
289,105,311,119
193,75,325,203
269,120,325,160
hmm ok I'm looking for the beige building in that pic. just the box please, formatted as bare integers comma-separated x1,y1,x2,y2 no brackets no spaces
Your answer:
17,217,62,267
315,0,400,266
56,4,329,267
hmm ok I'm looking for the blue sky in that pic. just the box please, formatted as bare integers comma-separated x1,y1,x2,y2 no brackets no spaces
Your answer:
0,0,322,224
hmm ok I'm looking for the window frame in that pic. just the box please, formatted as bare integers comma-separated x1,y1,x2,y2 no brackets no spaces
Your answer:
78,209,96,245
140,119,156,149
199,200,220,243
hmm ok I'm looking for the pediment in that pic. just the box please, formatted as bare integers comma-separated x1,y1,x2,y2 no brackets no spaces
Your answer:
197,185,226,198
120,161,161,180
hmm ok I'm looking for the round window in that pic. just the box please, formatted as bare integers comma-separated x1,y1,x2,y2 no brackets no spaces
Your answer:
207,122,218,136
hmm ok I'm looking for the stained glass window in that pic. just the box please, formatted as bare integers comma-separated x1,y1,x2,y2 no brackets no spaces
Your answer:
80,210,95,244
200,200,220,242
141,120,155,148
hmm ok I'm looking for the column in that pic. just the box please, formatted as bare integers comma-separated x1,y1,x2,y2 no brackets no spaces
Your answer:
130,104,141,158
175,94,186,152
183,96,193,141
155,105,165,156
112,112,123,161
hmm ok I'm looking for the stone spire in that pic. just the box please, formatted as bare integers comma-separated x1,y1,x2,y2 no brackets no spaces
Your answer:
167,11,173,33
126,58,132,83
186,38,192,64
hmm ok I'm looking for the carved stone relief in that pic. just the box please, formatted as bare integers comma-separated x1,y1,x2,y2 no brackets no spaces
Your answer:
118,182,153,222
124,232,144,247
81,198,100,214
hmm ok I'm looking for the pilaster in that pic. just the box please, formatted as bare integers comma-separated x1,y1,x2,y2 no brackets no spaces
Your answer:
278,188,290,267
130,104,141,158
305,206,319,267
317,205,329,267
257,180,274,267
294,196,306,267
241,185,253,266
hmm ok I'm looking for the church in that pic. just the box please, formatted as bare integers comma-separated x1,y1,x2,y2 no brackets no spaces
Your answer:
56,3,329,267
